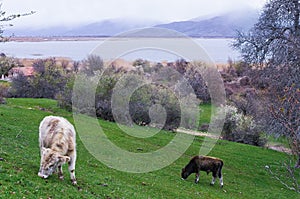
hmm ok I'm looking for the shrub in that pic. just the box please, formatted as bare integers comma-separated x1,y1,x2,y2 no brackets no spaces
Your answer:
222,105,266,146
0,81,9,104
0,56,19,77
8,72,34,98
133,59,151,73
82,55,104,76
58,57,200,131
129,84,181,130
60,64,186,131
184,62,210,103
95,72,120,121
9,58,69,99
56,76,75,111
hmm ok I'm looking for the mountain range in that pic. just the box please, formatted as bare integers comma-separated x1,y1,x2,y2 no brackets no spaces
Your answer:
4,8,259,38
155,8,259,37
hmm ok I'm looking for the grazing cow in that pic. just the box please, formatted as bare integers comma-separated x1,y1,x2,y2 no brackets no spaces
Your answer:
181,155,223,188
38,116,77,185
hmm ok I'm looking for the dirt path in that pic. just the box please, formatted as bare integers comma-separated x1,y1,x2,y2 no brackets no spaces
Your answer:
176,128,292,154
175,128,220,139
266,144,292,154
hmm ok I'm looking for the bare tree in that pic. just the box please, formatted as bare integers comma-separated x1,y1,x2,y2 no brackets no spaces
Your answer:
233,0,300,66
0,4,35,41
234,0,300,169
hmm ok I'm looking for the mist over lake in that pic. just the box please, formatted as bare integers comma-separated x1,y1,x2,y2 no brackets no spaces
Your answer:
0,38,240,63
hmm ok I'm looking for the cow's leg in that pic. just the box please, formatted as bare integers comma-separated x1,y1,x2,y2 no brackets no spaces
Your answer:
219,172,223,188
210,172,217,185
68,151,77,185
58,165,64,180
219,175,224,187
195,172,200,184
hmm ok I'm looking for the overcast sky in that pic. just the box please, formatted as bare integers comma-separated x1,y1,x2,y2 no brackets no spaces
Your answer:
1,0,267,28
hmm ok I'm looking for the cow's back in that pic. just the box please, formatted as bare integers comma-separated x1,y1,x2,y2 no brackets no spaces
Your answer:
39,116,76,154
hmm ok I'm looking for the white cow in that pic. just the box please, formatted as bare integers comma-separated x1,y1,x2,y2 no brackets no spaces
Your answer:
38,116,77,185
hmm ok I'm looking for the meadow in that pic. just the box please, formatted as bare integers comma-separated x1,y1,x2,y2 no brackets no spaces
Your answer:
0,98,298,198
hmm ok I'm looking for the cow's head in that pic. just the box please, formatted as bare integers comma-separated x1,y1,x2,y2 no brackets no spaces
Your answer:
38,147,70,179
181,167,190,180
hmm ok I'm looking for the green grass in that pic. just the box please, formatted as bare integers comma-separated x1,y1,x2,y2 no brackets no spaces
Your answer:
266,135,290,148
199,103,212,126
0,98,299,198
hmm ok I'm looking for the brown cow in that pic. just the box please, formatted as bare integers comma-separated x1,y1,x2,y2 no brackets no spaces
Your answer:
38,116,77,185
181,155,223,187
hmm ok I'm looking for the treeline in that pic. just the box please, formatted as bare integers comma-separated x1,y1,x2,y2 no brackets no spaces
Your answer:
3,56,209,131
1,55,273,147
0,54,272,147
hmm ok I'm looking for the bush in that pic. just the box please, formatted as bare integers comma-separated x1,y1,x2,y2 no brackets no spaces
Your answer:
59,64,186,131
58,57,201,131
222,105,266,146
8,73,34,98
0,56,19,77
184,62,210,103
82,55,104,76
56,76,75,111
95,72,120,121
129,84,181,130
9,58,69,99
0,81,9,104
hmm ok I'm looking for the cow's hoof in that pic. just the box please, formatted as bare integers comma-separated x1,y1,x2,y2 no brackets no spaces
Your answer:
72,180,77,185
210,183,214,186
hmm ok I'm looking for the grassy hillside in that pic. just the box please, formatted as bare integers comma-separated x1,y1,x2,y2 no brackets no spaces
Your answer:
0,98,298,198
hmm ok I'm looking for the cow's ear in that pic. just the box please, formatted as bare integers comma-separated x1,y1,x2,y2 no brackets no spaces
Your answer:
58,155,70,163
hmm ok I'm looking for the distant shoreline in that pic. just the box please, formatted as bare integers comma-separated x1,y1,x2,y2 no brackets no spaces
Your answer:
7,36,235,42
0,37,238,63
8,36,109,42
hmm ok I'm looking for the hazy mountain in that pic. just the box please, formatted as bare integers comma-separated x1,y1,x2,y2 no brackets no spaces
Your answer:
155,9,259,37
4,25,74,37
4,19,159,37
64,19,159,37
4,8,259,38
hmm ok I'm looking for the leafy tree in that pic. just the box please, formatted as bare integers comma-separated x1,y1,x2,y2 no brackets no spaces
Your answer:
233,0,300,170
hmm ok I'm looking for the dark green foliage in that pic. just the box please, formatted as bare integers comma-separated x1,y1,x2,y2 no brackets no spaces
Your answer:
8,73,34,98
9,58,69,99
60,58,201,131
129,84,181,130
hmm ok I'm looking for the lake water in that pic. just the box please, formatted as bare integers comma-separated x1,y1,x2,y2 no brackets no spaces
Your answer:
0,38,241,63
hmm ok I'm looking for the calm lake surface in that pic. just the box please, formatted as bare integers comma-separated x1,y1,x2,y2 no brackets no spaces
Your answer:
0,38,240,63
